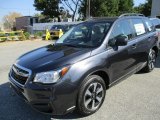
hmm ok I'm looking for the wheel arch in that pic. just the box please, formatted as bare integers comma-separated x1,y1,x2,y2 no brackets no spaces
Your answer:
90,70,110,89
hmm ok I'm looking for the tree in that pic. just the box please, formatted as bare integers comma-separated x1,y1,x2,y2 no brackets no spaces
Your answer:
34,13,52,23
134,0,152,16
3,12,22,30
34,0,60,18
79,0,118,19
60,0,82,21
79,0,134,20
59,8,72,19
118,0,134,14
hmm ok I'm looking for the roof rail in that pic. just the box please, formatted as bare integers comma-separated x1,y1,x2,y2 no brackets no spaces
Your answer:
86,17,108,20
86,16,117,21
119,13,145,18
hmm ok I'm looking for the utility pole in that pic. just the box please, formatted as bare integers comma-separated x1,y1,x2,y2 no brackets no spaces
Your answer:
86,0,91,19
88,0,90,18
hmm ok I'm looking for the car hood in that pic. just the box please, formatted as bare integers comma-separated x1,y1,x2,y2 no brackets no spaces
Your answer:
16,44,91,72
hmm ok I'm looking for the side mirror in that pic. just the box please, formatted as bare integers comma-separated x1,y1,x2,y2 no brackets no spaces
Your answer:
115,35,128,46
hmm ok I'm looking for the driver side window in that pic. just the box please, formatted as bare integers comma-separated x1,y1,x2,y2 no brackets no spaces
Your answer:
108,19,133,46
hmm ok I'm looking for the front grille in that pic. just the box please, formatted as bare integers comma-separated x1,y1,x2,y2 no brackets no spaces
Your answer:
11,65,30,85
50,32,56,35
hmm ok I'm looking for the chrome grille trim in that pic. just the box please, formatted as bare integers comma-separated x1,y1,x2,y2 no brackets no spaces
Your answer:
10,64,32,86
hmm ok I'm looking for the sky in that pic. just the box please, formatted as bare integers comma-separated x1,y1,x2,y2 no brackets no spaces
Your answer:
0,0,146,22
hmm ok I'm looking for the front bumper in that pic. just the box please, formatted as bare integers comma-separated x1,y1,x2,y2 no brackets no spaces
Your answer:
9,74,77,115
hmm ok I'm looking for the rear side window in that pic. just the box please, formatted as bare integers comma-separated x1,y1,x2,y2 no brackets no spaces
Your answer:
144,19,154,32
109,19,133,41
131,19,146,36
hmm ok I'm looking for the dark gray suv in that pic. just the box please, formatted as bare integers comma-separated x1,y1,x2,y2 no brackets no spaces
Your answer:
9,13,159,116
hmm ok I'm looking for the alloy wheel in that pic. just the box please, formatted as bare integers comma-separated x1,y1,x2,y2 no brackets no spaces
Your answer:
84,82,104,111
148,50,156,70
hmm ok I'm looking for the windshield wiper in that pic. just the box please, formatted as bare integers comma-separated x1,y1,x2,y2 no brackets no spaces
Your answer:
55,43,95,48
61,43,78,47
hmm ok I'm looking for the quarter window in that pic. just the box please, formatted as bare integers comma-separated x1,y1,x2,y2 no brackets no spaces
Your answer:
144,19,154,32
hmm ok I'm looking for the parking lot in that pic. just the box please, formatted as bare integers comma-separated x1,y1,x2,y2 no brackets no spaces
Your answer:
0,40,160,120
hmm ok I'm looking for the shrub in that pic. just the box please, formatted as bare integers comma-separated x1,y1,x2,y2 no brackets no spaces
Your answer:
36,31,43,37
24,32,30,40
0,33,5,37
0,38,7,42
9,33,16,40
9,32,15,36
34,31,43,39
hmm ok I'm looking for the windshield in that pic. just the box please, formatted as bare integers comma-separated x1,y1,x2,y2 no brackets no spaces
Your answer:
55,22,112,48
51,25,65,30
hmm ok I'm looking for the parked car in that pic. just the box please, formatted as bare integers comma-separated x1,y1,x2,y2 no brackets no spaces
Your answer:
42,24,76,40
150,18,160,27
150,18,160,48
9,13,159,116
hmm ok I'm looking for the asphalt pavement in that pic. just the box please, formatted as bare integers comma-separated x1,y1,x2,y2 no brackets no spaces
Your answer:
0,40,160,120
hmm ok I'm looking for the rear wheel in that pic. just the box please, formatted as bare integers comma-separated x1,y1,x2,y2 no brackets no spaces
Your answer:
77,75,106,116
142,49,156,72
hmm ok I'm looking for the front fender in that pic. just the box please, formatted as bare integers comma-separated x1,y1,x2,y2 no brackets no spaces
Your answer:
66,53,110,88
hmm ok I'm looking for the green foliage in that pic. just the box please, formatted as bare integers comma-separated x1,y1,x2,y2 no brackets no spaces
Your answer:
9,32,15,36
0,38,7,42
134,0,152,16
79,0,134,19
34,0,136,21
0,33,5,37
36,31,43,37
34,31,44,39
118,0,134,14
34,0,60,18
24,32,30,40
34,13,52,23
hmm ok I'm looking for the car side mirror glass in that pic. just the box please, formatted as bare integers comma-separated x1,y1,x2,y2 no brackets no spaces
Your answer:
115,34,128,46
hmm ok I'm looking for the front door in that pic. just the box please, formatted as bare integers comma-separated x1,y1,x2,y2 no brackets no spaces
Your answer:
107,19,138,82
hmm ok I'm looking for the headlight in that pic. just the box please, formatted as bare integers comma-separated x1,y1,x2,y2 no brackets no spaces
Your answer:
33,67,69,84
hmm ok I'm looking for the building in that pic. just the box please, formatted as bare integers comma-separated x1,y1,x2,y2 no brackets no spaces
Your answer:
151,0,160,17
15,16,38,33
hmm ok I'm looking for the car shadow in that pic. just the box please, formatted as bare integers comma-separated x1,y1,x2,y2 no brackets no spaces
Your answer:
155,51,160,68
136,51,160,74
0,82,84,120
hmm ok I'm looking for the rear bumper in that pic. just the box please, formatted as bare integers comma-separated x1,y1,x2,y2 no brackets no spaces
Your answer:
9,74,77,115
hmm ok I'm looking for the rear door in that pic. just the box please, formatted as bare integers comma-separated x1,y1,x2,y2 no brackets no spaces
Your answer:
131,18,155,68
107,19,139,82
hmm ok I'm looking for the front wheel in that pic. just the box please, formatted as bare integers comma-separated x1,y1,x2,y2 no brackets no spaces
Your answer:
142,49,156,72
77,75,106,116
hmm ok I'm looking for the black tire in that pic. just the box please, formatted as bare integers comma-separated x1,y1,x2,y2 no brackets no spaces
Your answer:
77,75,106,116
142,49,156,73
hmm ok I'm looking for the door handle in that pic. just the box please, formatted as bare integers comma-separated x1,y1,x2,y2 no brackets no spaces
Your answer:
131,44,137,49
